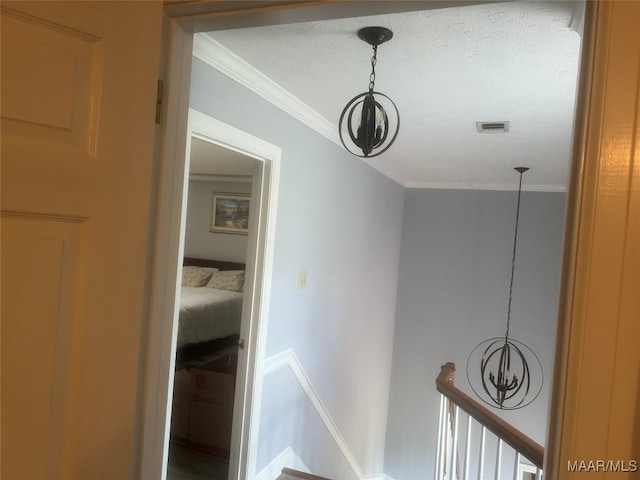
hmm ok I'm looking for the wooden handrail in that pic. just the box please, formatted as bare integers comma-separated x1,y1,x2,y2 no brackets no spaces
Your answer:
436,362,544,470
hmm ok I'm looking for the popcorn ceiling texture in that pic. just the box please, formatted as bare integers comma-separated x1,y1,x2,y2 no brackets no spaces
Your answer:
206,1,582,190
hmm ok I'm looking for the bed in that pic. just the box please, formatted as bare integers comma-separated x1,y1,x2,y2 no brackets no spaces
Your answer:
176,257,245,365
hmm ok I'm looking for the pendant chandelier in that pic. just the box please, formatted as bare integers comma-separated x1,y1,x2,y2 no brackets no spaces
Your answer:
466,167,543,410
338,26,400,158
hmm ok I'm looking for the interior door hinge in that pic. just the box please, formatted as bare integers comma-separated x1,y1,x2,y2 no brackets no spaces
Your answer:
155,79,164,124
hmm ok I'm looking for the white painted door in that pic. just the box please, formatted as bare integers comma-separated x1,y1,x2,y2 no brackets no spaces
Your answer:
1,2,162,478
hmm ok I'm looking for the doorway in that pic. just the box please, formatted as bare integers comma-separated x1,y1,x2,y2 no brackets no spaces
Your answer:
144,3,604,480
177,6,582,480
143,105,281,480
167,133,256,479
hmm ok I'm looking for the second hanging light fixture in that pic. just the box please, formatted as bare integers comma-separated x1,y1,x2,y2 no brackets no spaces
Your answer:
466,167,544,410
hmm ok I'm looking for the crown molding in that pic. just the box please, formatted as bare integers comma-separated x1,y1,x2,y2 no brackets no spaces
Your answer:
193,33,340,147
192,33,566,193
192,33,411,189
404,181,567,192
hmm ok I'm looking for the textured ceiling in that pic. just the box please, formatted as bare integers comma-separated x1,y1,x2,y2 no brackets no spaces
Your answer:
200,1,583,190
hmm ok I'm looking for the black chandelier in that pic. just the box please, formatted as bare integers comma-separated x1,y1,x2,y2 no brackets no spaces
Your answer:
466,167,543,410
338,26,400,158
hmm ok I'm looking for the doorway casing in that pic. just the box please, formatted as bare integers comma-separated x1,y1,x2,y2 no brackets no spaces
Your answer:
142,31,281,476
143,3,640,480
187,109,281,480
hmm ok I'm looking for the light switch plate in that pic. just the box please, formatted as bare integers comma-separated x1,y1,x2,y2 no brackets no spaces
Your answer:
298,271,307,289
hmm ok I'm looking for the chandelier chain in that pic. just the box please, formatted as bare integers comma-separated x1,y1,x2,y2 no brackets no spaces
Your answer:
505,170,525,340
369,45,377,92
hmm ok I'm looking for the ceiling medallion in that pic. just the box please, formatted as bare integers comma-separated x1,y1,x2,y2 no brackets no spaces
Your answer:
338,26,400,158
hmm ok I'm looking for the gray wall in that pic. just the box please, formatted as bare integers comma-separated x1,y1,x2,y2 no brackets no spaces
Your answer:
384,189,566,479
190,57,405,478
184,179,251,263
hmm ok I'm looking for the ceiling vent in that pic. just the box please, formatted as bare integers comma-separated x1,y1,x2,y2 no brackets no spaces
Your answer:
476,121,510,133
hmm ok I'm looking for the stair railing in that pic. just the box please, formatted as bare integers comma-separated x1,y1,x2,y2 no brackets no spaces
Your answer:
435,363,544,480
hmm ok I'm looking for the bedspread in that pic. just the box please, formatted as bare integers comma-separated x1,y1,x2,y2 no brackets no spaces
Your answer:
177,287,243,348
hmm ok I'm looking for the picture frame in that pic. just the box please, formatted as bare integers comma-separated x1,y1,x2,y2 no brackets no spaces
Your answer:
210,193,251,235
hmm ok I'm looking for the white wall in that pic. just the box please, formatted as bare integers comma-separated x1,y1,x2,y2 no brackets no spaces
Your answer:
184,179,251,263
384,188,566,479
190,57,405,478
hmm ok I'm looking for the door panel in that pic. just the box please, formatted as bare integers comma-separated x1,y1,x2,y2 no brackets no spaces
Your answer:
1,2,162,478
1,214,87,479
1,10,101,156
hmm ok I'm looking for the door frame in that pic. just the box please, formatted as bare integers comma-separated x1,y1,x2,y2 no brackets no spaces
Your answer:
144,2,640,479
140,18,281,479
186,109,281,480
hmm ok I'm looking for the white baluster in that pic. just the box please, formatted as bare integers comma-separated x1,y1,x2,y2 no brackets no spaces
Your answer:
435,395,445,480
478,426,486,480
495,438,503,480
463,415,471,480
450,405,459,480
513,452,521,480
439,396,449,479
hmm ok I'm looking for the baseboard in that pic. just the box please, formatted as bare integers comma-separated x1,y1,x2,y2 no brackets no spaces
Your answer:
264,349,393,480
253,446,395,480
255,447,310,480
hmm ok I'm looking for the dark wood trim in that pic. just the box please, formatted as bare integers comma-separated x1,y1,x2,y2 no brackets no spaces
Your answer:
163,1,334,26
163,0,502,32
281,467,333,480
183,257,245,271
163,1,324,19
436,362,544,470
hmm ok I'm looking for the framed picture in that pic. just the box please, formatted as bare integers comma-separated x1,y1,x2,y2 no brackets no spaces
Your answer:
210,193,251,235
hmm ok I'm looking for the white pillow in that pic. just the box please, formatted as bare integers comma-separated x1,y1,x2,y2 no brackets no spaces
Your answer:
206,270,245,292
182,266,217,287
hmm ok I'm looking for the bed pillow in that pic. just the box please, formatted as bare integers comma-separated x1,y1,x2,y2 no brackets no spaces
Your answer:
206,270,245,292
182,266,217,287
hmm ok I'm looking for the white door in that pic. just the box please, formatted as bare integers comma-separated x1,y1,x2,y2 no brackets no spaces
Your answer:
1,2,162,478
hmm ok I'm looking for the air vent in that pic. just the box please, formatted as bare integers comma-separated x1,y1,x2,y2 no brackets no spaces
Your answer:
476,121,510,133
